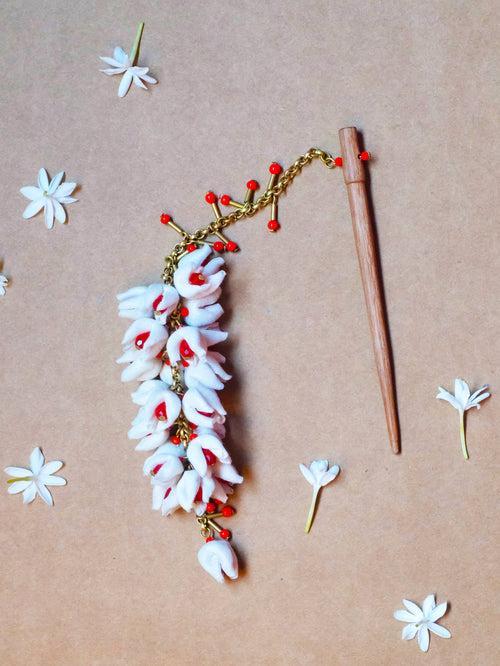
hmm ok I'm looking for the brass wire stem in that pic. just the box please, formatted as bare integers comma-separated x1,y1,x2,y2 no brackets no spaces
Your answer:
162,148,337,283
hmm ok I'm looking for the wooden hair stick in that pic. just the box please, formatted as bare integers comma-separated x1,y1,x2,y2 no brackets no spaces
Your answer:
339,127,400,453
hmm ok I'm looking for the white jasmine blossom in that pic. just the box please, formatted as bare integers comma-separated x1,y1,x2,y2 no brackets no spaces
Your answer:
100,45,157,97
4,447,66,506
20,169,77,229
437,378,490,459
394,595,451,652
0,274,8,296
299,459,340,533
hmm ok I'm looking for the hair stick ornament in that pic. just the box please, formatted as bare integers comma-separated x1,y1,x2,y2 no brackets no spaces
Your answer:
339,127,400,453
117,130,399,583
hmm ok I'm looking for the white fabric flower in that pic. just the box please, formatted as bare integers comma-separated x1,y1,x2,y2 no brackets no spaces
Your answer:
100,47,157,97
183,288,224,327
4,447,66,506
186,427,231,476
437,378,490,459
184,352,231,391
20,169,77,229
394,595,451,652
173,245,226,299
182,387,226,428
128,387,181,439
299,459,340,533
117,284,179,324
145,448,185,516
119,357,162,383
197,539,238,583
167,325,228,367
177,469,215,513
117,318,168,366
0,274,8,296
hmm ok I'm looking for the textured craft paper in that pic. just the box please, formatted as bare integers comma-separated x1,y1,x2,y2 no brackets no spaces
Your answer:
0,1,499,664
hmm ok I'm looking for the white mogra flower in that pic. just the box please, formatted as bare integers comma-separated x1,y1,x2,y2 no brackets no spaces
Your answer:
117,284,179,323
119,357,162,383
167,325,227,366
177,469,215,513
173,245,226,299
394,595,451,652
182,387,226,428
117,318,168,367
20,169,77,229
0,274,8,296
186,427,231,476
197,539,238,583
100,47,157,97
437,378,490,460
128,387,181,439
4,447,66,506
183,288,223,327
184,352,231,391
299,459,340,533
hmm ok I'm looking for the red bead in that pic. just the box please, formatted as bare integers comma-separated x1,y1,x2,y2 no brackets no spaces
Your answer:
205,536,215,542
206,502,216,514
334,156,343,167
188,272,206,285
269,162,282,175
222,506,234,517
203,449,217,465
154,402,167,421
170,435,181,445
246,179,259,191
219,529,231,540
220,194,231,206
134,331,150,349
213,241,225,253
205,191,217,204
267,219,280,232
180,306,189,317
180,339,194,358
187,243,197,253
359,150,370,161
226,241,238,252
160,213,171,225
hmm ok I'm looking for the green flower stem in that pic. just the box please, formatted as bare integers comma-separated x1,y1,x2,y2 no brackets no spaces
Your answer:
129,22,145,66
459,410,469,460
304,487,320,533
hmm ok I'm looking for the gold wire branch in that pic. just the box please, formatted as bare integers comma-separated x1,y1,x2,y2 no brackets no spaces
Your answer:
162,148,337,283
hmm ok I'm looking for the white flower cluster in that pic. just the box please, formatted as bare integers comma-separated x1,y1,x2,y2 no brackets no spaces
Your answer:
117,244,241,582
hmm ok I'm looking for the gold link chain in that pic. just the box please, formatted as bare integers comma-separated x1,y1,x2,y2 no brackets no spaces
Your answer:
162,148,336,283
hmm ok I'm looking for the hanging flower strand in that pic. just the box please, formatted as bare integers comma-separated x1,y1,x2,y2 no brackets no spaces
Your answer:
117,243,242,582
299,459,340,533
100,22,157,97
437,378,490,460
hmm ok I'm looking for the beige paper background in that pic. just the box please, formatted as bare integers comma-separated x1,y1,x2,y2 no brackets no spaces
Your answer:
0,1,499,664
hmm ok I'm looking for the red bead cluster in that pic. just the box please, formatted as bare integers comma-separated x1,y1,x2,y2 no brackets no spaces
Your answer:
204,500,236,541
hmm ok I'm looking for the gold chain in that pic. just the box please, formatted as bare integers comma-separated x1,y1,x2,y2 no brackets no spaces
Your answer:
162,147,336,283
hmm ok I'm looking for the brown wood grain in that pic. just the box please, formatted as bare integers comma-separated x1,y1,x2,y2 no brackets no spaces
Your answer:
339,127,400,453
